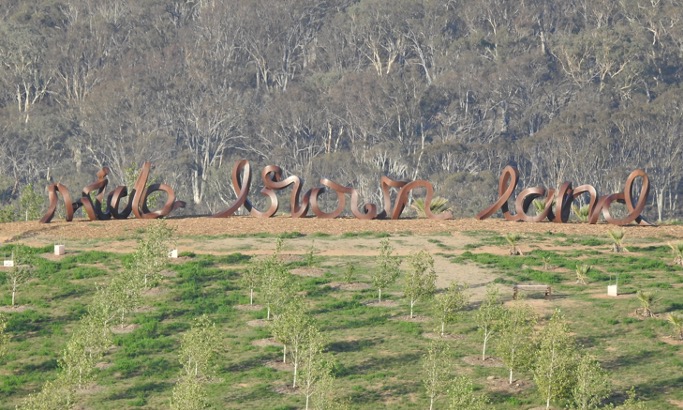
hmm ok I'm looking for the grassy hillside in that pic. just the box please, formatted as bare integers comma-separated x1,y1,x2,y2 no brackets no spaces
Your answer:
0,229,682,409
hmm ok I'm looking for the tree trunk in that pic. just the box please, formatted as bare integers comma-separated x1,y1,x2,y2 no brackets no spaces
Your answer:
293,360,298,388
441,321,445,336
378,288,382,302
250,289,253,305
410,300,415,318
509,368,513,385
482,334,488,361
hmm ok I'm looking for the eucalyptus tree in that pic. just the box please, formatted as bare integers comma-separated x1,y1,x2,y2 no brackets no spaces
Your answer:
404,249,437,318
533,310,577,409
497,303,537,385
432,282,469,337
423,339,451,410
446,376,488,410
476,286,504,361
372,238,401,303
133,221,176,289
299,325,330,410
170,315,220,410
5,250,32,307
570,354,610,410
0,314,9,359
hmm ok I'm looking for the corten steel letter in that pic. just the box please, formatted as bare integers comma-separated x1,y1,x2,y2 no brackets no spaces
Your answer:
131,162,186,219
40,163,185,223
477,167,652,226
212,159,253,218
598,169,652,226
40,183,81,223
476,166,519,221
212,160,452,220
80,167,111,221
310,179,353,219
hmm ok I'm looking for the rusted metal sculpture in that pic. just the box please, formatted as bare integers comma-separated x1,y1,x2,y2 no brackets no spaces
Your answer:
42,159,451,222
40,162,186,223
211,160,453,220
477,166,652,226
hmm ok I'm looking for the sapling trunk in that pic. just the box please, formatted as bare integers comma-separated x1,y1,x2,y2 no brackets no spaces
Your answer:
378,288,382,302
293,360,298,388
249,289,254,305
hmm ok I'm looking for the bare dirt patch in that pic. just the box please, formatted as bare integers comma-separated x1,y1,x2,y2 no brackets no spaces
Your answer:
142,287,166,297
265,360,293,372
462,355,504,367
669,399,683,408
0,305,30,313
234,304,263,311
326,282,371,291
110,324,139,334
4,217,678,246
422,332,465,340
247,319,269,327
659,336,683,346
485,375,531,394
290,267,325,277
251,337,282,347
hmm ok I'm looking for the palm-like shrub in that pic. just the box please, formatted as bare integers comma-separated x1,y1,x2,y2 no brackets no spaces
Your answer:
608,229,627,253
571,204,590,222
575,264,591,285
411,197,451,218
505,233,523,256
667,312,683,340
669,242,683,267
636,290,656,318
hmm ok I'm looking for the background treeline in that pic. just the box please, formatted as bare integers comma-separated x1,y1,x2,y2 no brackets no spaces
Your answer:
1,0,682,220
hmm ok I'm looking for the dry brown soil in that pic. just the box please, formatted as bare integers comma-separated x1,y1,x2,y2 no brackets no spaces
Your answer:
3,216,681,243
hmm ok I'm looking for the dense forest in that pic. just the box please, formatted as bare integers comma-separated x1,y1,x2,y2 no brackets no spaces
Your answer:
1,0,682,221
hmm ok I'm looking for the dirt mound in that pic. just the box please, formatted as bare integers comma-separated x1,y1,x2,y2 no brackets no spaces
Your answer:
1,216,678,244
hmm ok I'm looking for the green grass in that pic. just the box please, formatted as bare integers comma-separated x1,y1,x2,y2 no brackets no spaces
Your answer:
0,232,682,409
